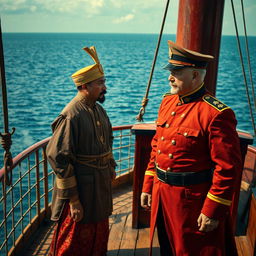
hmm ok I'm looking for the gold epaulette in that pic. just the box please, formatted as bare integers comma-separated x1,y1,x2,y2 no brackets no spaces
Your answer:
203,95,230,112
163,92,173,98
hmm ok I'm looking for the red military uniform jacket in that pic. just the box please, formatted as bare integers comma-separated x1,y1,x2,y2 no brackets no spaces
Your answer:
142,84,242,255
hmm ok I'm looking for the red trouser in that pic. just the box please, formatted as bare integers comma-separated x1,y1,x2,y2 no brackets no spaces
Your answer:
49,204,109,256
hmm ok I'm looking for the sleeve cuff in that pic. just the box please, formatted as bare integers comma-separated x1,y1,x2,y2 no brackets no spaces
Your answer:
55,175,78,199
201,196,230,220
56,175,77,189
142,175,154,194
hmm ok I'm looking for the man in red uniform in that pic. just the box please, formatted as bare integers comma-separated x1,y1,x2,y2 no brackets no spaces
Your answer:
141,41,242,256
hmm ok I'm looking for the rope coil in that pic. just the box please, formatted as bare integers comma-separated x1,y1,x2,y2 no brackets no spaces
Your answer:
0,128,15,186
136,97,149,121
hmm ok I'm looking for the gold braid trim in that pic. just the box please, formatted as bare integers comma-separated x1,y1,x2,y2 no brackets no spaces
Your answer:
207,192,232,206
145,170,155,176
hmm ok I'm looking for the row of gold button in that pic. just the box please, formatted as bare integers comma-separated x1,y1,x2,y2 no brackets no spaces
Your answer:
170,111,186,117
156,163,172,172
157,149,173,159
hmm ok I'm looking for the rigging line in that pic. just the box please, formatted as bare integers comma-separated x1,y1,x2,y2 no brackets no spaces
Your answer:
136,0,170,122
240,0,256,111
230,0,256,136
0,18,15,186
0,19,9,133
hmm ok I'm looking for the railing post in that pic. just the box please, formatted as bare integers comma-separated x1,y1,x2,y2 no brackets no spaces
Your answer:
35,151,40,222
1,179,8,255
43,147,49,217
131,123,156,228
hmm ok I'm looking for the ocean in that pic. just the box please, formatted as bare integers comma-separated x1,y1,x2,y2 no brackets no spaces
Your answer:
0,33,256,161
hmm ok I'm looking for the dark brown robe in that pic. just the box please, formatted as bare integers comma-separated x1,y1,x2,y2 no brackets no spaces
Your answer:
46,93,116,223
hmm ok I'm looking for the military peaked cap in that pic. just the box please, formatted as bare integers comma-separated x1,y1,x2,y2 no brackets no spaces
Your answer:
164,41,214,71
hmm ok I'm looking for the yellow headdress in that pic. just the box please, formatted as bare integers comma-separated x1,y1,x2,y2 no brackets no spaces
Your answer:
71,46,104,87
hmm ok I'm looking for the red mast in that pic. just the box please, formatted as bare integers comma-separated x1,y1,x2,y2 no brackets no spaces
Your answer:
176,0,225,95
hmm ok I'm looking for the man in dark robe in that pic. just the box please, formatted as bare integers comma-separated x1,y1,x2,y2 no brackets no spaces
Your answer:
47,46,116,256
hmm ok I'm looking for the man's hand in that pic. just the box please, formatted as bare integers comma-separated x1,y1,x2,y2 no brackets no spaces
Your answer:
141,192,152,209
197,213,219,232
69,199,84,222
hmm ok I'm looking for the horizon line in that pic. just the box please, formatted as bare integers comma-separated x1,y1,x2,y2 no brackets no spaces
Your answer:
2,32,256,37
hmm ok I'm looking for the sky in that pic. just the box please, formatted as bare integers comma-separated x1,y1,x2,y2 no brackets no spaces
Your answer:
0,0,256,36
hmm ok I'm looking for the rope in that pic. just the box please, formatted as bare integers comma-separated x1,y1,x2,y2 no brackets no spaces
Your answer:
0,19,15,186
136,0,170,121
230,0,256,135
240,0,256,111
0,128,15,186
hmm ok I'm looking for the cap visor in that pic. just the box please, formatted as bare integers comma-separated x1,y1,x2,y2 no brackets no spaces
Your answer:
163,63,186,71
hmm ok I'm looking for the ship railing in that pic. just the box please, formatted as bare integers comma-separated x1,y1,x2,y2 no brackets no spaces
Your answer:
0,125,135,256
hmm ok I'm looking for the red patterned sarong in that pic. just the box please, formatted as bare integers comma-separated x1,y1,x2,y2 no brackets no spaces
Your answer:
49,204,109,256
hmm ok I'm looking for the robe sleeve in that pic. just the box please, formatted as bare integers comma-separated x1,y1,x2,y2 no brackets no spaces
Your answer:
46,114,78,200
201,109,243,220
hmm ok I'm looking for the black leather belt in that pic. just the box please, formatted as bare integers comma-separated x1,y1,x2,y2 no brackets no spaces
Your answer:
156,167,213,186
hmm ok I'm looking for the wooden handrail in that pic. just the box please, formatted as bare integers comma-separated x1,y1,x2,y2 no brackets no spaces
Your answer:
0,125,134,181
0,137,50,181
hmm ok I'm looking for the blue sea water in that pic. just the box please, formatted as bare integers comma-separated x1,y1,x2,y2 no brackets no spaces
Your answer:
0,33,256,163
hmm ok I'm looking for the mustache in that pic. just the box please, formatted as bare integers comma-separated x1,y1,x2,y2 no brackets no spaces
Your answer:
100,90,107,95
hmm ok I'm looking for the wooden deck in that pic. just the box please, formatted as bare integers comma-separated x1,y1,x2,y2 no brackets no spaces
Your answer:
235,191,256,256
21,184,160,256
19,182,256,256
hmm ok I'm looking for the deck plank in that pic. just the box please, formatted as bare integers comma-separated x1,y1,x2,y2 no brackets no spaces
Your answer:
134,227,151,256
108,210,128,255
22,221,55,256
118,212,138,256
235,236,253,256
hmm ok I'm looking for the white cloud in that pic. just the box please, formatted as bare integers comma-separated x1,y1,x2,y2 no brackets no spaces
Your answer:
109,0,163,9
0,0,172,16
91,0,104,8
109,0,123,8
30,5,37,12
113,14,134,24
0,0,27,11
1,0,105,15
2,0,255,35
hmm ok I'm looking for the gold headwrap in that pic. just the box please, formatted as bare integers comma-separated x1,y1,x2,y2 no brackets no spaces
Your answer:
71,46,104,87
